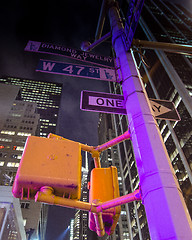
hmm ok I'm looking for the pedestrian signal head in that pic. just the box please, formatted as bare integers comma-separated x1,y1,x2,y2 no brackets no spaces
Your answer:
89,166,121,235
12,135,82,200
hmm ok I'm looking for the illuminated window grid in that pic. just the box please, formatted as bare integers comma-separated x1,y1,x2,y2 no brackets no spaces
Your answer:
0,77,62,110
0,77,62,137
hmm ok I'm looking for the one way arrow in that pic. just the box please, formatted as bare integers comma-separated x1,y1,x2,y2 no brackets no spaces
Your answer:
149,99,180,121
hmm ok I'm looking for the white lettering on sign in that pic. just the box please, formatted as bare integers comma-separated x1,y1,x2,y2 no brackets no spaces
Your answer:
89,96,125,108
43,62,55,71
25,41,41,51
62,65,85,75
62,65,73,74
41,43,77,54
40,43,113,63
25,41,114,68
99,68,116,81
71,53,88,61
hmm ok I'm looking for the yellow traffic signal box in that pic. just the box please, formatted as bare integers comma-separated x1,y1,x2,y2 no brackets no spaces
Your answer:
12,136,82,200
89,166,121,235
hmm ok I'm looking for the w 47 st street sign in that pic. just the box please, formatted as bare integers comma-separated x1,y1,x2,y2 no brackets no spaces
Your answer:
36,59,116,82
81,90,181,121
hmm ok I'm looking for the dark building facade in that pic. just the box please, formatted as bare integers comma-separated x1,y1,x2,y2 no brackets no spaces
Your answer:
97,0,192,239
73,153,90,240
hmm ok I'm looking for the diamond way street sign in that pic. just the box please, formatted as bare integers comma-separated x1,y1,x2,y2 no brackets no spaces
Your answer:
80,91,181,121
36,59,117,82
25,40,114,68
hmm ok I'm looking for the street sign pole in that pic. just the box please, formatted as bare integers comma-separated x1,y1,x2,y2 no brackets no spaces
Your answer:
108,1,192,239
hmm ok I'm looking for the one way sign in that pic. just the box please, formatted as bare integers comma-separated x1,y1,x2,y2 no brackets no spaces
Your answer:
81,91,180,121
149,99,180,121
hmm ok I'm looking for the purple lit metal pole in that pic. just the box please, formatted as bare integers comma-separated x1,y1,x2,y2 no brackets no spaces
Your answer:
108,2,192,239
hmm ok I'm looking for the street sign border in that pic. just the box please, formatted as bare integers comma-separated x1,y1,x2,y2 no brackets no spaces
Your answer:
36,59,117,82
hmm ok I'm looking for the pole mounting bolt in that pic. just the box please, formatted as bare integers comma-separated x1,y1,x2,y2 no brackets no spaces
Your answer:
81,41,91,52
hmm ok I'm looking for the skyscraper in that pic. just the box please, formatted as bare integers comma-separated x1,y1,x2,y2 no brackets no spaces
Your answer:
0,99,40,185
73,152,89,240
0,76,63,137
0,85,41,240
0,186,27,240
0,84,28,240
0,76,63,239
97,0,192,239
70,219,75,240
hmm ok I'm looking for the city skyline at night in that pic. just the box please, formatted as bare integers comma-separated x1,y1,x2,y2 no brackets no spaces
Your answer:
0,0,191,239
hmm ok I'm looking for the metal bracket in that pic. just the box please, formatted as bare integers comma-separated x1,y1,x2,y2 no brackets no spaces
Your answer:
121,32,132,52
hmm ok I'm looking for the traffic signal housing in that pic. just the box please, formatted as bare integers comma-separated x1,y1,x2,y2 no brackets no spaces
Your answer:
12,135,82,200
89,166,121,235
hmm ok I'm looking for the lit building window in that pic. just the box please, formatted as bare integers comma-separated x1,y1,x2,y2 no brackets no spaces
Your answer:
23,219,27,227
7,162,19,167
16,146,24,151
0,145,10,149
21,202,30,209
121,211,127,215
1,130,15,135
0,138,12,142
17,132,31,137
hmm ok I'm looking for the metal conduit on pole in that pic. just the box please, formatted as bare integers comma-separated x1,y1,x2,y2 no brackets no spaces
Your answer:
132,39,192,55
107,1,192,239
94,130,130,152
95,0,108,40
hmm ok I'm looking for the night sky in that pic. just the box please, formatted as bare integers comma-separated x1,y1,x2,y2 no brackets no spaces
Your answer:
0,1,191,240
